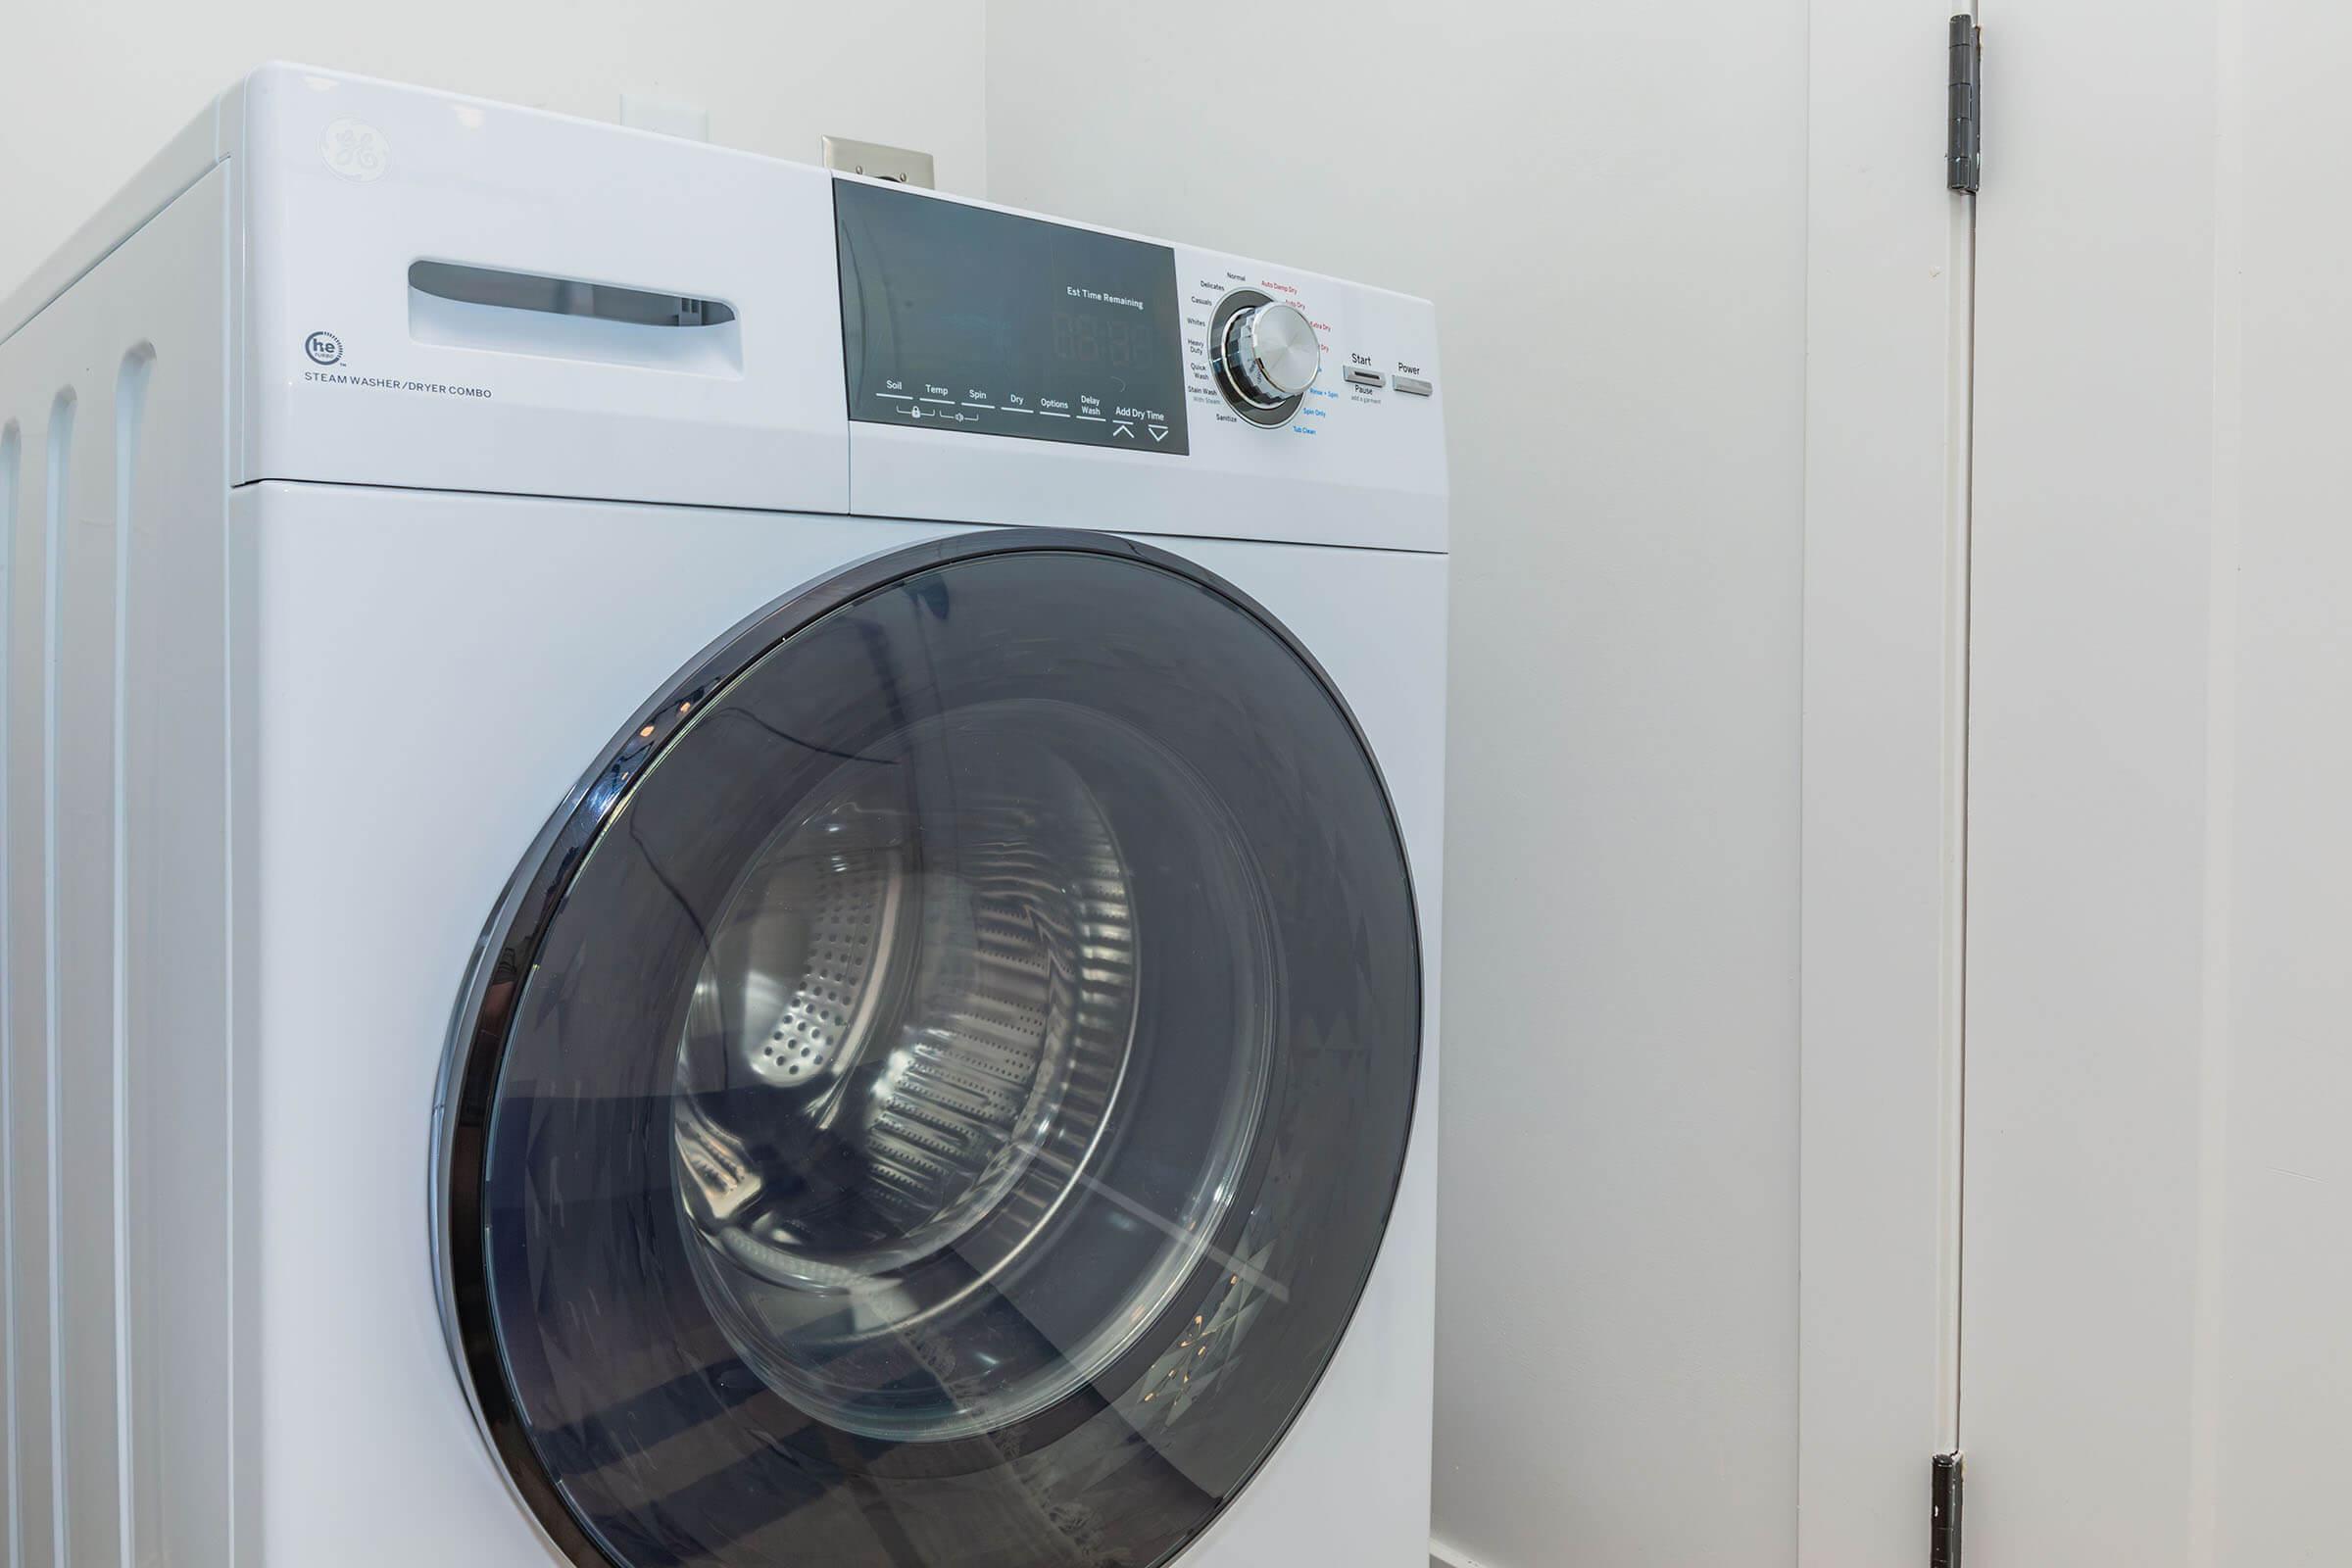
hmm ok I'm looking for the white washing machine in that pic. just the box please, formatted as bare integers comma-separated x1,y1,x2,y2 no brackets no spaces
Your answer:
0,65,1446,1568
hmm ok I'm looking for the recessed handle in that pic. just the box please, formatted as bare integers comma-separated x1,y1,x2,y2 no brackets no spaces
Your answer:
407,261,741,374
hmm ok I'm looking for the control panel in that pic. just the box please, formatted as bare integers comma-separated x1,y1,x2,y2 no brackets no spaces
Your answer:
837,180,1192,453
835,176,1445,552
836,180,1441,458
1173,252,1439,443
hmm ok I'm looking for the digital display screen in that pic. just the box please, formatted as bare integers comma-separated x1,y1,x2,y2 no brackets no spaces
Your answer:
835,180,1191,456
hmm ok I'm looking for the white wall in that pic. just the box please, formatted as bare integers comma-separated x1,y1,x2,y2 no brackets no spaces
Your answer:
986,5,1806,1565
0,0,988,303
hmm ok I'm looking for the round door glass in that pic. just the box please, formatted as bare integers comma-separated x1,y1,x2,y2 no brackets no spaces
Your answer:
442,534,1421,1568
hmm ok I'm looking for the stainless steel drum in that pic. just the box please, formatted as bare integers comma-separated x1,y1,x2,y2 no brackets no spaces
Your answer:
669,705,1188,1440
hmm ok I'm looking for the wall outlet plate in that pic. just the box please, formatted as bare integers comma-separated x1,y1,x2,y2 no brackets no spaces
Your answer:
821,136,935,188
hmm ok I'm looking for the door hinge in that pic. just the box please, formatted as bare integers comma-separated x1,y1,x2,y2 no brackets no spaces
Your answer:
1931,1451,1965,1568
1947,15,1982,192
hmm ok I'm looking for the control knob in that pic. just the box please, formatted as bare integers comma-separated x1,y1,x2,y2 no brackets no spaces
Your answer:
1218,301,1321,408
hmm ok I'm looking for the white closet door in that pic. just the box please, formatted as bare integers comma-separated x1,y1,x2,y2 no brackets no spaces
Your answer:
1963,0,2352,1559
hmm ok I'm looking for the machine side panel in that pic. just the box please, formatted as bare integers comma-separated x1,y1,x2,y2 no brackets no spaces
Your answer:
0,164,237,1568
0,96,230,349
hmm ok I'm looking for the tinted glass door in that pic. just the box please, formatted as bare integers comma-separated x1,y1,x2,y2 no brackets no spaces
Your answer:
437,531,1420,1568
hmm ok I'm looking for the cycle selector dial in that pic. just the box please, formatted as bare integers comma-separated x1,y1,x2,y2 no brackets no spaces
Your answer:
1213,297,1321,425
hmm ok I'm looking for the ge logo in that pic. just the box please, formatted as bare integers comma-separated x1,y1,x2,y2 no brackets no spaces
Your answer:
321,119,390,182
305,331,343,366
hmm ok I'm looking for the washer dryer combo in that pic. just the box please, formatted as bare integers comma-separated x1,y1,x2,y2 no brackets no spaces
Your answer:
0,66,1446,1568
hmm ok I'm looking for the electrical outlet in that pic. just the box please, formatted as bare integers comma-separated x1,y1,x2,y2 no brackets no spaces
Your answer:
821,136,935,189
